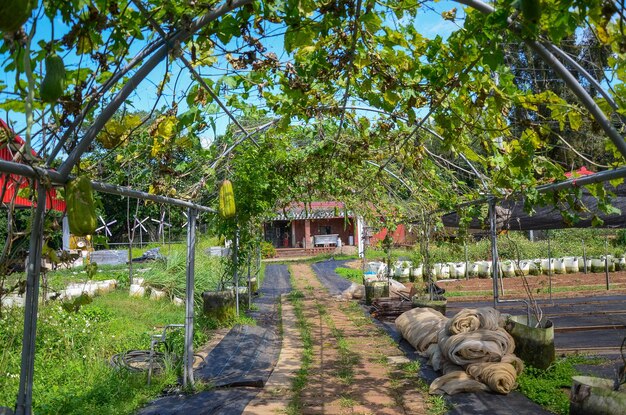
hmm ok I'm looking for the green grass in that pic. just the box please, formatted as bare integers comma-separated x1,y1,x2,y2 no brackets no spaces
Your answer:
0,290,215,415
285,267,313,414
426,395,449,415
517,355,605,415
535,283,626,293
335,267,363,284
322,311,360,385
445,290,493,298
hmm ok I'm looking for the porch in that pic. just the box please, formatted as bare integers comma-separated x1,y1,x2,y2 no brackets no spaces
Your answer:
273,245,357,259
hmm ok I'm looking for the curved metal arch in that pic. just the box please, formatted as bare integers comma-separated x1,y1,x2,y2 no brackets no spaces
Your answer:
58,0,255,179
46,35,176,165
317,105,490,189
454,0,626,159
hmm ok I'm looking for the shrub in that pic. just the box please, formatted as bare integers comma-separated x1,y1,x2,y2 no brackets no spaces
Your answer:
260,241,276,258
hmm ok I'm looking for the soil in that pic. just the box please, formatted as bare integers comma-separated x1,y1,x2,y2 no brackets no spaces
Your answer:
289,263,427,415
436,270,626,302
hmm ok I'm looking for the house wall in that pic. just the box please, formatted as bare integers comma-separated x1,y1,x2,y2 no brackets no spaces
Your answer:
291,218,356,247
370,224,407,247
293,220,306,247
310,218,355,245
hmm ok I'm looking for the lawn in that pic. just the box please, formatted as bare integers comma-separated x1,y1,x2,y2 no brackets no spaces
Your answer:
0,290,211,414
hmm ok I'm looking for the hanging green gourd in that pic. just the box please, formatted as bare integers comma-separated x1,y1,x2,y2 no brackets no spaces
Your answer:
66,175,97,236
40,54,66,103
0,0,37,33
218,179,236,219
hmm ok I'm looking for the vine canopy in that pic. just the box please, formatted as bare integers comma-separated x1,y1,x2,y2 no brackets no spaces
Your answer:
0,0,625,229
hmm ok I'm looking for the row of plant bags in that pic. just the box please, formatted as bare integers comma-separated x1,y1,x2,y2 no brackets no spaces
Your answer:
395,307,524,395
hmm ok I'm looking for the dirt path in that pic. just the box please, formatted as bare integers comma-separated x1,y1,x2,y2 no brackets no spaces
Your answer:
290,263,427,415
244,295,303,414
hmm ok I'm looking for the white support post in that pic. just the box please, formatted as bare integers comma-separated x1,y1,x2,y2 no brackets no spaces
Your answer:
62,215,70,251
357,216,365,258
183,208,197,389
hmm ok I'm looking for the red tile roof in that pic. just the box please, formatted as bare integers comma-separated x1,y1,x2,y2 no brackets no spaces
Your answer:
0,120,66,212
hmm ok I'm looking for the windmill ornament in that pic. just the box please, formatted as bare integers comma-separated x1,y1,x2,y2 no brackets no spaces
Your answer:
151,210,172,242
133,216,149,247
96,215,117,237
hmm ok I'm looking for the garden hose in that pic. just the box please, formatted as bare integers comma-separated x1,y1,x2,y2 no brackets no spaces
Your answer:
109,350,204,373
109,350,175,373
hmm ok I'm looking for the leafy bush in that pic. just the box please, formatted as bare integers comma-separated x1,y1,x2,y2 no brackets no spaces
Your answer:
517,356,597,415
260,241,276,258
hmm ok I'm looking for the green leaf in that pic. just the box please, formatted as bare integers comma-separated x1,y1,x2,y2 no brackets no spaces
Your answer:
284,24,315,53
361,12,382,34
217,14,240,44
567,109,582,131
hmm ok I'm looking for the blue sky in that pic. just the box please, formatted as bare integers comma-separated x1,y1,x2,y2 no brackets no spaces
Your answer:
0,1,466,152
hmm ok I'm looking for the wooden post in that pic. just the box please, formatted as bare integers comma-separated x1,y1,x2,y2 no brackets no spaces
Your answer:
304,219,311,250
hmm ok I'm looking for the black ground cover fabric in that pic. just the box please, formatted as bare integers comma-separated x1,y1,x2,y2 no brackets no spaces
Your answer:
311,259,353,295
312,259,554,415
137,264,290,415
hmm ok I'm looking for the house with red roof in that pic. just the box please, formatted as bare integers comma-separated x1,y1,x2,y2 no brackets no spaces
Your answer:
0,120,66,212
264,201,409,257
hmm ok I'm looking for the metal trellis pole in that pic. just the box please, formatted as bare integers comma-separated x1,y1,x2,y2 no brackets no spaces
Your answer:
582,238,588,274
605,233,610,291
247,255,252,309
464,241,469,280
183,208,197,389
489,198,499,309
547,230,552,303
234,226,240,318
56,0,255,179
15,183,47,415
455,0,626,161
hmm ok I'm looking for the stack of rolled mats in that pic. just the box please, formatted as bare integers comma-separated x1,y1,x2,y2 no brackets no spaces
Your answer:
395,307,524,395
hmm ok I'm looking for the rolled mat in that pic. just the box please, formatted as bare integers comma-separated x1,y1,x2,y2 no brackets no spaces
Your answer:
444,307,502,334
501,353,524,375
396,307,448,353
429,371,490,395
466,362,519,394
427,343,444,372
440,328,515,366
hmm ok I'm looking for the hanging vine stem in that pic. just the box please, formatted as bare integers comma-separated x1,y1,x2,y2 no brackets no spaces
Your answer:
316,104,490,189
376,53,483,174
331,0,363,149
